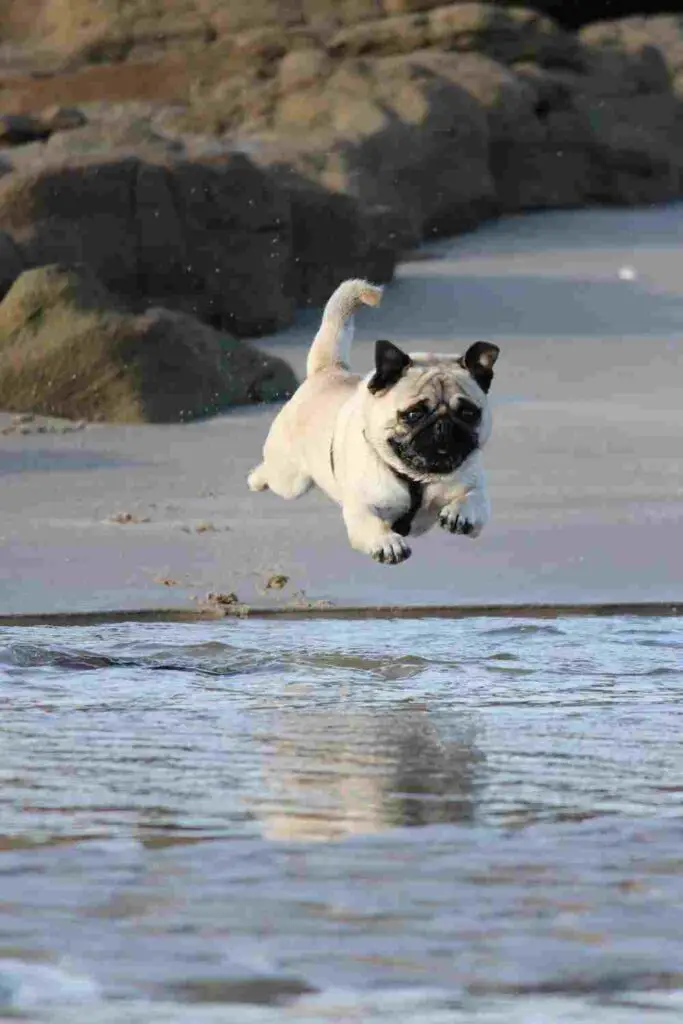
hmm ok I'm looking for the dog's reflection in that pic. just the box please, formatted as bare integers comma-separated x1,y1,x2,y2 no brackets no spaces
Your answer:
255,706,483,842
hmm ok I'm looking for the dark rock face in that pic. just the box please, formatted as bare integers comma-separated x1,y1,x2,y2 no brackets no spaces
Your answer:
0,265,298,423
0,231,25,299
0,126,399,418
0,154,294,336
0,149,399,336
284,177,410,306
581,14,683,97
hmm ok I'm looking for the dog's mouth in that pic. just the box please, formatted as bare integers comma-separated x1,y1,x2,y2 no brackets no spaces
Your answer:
389,417,478,476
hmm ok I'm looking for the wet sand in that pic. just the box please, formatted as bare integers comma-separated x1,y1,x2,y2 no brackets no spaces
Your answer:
1,204,682,617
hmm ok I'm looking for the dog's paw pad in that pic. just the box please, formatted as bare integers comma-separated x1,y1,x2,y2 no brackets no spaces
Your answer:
371,535,412,565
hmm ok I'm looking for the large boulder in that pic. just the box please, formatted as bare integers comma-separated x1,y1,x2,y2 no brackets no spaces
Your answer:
233,8,683,232
23,0,683,54
327,2,582,68
283,177,410,305
0,231,25,299
0,119,401,323
581,15,683,99
452,46,683,211
249,51,497,239
0,264,298,423
0,152,295,337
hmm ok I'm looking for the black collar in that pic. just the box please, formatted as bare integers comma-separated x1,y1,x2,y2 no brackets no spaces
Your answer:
390,469,424,537
329,435,424,537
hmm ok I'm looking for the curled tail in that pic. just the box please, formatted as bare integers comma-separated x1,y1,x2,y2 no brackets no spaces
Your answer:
306,279,383,378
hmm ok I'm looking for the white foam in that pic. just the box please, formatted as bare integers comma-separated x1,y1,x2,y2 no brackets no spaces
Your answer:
0,959,100,1011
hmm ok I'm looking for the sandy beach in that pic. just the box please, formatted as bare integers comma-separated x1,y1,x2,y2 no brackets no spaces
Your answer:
1,203,682,618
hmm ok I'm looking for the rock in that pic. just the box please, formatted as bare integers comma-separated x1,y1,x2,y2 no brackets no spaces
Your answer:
259,51,496,238
0,265,298,423
0,0,681,297
237,6,683,228
0,231,25,300
329,3,582,68
0,116,403,329
36,0,214,63
264,573,289,590
283,177,405,305
107,511,150,524
465,47,683,211
278,48,332,91
3,103,239,171
299,0,383,31
427,3,582,67
581,15,683,98
328,13,430,57
0,152,295,336
40,106,88,133
584,94,683,205
0,115,51,147
382,0,440,12
579,20,671,95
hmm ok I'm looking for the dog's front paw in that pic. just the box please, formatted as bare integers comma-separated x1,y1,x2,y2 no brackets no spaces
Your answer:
439,509,475,535
371,533,412,565
439,495,488,539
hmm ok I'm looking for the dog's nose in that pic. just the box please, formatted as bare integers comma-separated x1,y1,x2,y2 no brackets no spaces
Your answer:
434,419,447,441
433,418,451,450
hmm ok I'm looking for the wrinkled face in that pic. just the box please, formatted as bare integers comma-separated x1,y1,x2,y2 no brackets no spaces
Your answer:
364,340,499,477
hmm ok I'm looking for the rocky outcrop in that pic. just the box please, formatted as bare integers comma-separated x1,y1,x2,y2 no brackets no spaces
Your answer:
284,177,410,305
0,146,399,334
325,3,582,65
0,103,400,421
0,231,24,299
0,1,682,344
0,153,294,336
0,265,298,423
1,0,677,66
581,15,683,99
2,8,682,224
0,109,86,148
218,5,683,234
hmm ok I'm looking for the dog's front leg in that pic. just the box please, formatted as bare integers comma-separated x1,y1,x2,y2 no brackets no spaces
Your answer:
342,504,412,565
439,461,490,539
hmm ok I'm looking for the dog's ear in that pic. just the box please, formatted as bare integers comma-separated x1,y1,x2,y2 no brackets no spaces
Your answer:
368,340,412,394
460,341,500,394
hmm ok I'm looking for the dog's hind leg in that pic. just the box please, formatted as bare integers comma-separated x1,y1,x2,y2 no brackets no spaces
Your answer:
248,461,312,500
247,463,270,492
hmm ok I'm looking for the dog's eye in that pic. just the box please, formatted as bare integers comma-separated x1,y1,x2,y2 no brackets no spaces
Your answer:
402,405,426,425
458,403,481,424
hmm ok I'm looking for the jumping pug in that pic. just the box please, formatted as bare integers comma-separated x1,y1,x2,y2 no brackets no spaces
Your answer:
248,279,499,565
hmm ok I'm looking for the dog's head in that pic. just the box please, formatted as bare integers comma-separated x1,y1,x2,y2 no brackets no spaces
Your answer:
363,339,499,477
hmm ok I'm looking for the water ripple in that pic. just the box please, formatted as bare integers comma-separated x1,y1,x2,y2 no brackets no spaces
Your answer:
0,615,681,1023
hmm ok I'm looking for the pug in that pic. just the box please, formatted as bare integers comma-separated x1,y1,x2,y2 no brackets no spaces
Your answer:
248,279,499,564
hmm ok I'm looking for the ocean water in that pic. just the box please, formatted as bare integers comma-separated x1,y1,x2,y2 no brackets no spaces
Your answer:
0,615,682,1023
